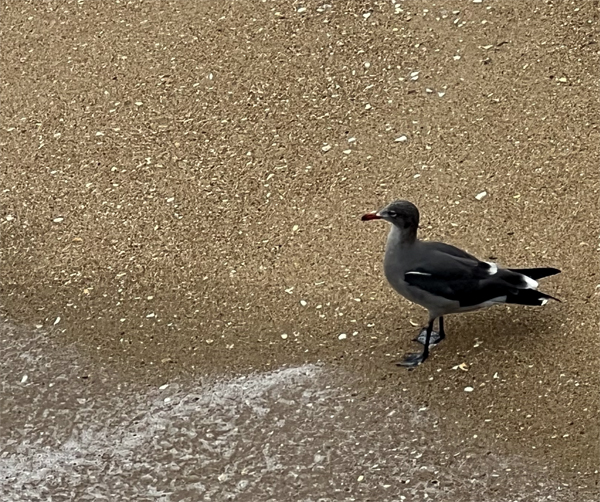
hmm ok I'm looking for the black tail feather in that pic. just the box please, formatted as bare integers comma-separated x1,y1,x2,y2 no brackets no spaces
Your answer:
508,267,561,280
505,289,560,306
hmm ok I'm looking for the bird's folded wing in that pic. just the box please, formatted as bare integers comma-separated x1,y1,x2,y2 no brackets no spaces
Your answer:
403,254,511,306
421,241,479,261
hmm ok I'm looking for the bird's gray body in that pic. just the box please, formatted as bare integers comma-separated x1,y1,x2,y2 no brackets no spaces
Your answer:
362,199,560,366
383,228,439,315
383,226,467,319
382,225,550,320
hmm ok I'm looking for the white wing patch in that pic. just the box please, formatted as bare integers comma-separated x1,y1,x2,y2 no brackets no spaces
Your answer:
541,298,549,306
405,271,432,276
522,275,539,289
485,262,498,275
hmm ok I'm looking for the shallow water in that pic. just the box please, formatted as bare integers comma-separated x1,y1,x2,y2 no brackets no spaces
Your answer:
0,319,592,501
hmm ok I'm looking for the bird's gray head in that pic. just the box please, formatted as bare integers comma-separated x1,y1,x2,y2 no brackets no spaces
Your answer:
361,200,420,230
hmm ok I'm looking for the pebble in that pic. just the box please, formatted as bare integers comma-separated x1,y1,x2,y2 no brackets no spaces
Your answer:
475,191,487,200
322,144,332,152
281,333,288,339
464,386,474,392
53,217,64,223
395,135,408,142
338,333,347,340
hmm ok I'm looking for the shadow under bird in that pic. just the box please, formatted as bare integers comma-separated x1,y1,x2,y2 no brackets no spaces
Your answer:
362,200,560,367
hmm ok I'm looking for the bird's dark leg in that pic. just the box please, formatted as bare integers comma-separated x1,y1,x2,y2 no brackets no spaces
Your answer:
397,319,435,367
438,316,446,341
414,316,445,346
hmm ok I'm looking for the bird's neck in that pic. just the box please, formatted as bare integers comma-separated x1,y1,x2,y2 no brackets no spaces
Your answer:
387,224,417,248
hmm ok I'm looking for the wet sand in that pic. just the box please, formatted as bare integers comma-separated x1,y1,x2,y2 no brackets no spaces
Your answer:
1,318,596,501
1,1,599,499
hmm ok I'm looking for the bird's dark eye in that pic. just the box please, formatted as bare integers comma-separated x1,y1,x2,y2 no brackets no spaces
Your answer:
388,211,397,218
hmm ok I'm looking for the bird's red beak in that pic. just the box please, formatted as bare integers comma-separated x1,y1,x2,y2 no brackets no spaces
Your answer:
361,212,381,221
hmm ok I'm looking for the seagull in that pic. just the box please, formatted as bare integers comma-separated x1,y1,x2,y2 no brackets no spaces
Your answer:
362,200,560,367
